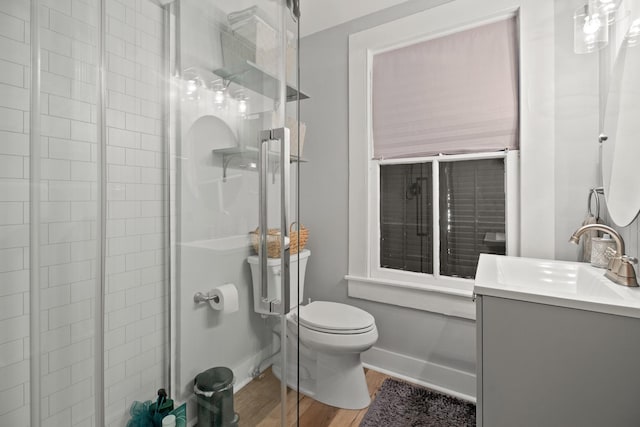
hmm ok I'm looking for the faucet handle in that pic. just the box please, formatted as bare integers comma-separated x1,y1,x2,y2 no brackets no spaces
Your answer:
622,255,638,265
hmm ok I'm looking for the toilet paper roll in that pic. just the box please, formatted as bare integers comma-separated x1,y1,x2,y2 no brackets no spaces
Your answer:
209,284,239,313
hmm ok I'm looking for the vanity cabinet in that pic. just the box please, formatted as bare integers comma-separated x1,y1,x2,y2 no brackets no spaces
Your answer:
476,295,640,427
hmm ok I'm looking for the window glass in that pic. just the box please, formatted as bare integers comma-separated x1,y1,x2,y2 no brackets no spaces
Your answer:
380,163,433,273
439,158,506,278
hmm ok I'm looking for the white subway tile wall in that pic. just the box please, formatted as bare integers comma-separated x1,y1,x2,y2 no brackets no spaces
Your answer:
0,0,31,424
104,1,166,424
0,0,167,425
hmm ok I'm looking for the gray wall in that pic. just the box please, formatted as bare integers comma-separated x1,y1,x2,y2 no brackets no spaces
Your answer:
553,0,601,261
299,0,477,396
298,0,631,397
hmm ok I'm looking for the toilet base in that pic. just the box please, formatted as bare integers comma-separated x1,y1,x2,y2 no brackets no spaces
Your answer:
272,341,371,410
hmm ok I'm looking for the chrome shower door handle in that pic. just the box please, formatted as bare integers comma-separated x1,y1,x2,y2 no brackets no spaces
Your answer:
258,131,270,305
272,127,291,315
258,128,291,315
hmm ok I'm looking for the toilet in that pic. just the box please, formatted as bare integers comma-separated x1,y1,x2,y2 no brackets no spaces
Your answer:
247,249,378,410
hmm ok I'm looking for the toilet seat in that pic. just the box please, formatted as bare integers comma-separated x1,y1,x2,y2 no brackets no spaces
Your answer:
288,301,378,353
294,301,375,335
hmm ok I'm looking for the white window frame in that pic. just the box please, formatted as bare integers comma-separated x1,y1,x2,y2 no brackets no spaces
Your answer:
347,0,556,320
371,151,519,290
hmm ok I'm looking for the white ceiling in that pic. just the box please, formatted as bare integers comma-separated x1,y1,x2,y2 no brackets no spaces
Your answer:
300,0,411,36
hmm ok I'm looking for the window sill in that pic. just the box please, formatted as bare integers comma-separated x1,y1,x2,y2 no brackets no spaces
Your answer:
346,275,476,320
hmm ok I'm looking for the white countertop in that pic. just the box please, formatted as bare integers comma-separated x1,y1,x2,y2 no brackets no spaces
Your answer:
474,254,640,318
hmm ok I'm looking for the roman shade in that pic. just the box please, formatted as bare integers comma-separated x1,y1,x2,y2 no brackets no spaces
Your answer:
372,17,519,159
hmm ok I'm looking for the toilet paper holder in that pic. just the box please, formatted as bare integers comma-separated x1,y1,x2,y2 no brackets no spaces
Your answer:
193,292,219,304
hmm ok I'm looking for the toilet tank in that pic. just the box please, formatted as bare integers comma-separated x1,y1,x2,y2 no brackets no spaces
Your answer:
247,249,310,315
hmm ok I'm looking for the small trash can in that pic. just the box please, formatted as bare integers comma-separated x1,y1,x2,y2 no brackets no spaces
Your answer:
194,367,239,427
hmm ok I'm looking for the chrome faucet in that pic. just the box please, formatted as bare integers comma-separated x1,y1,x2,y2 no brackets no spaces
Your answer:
569,224,638,287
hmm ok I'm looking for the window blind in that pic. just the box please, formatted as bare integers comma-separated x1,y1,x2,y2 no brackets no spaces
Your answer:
380,163,433,274
439,158,506,278
372,17,519,159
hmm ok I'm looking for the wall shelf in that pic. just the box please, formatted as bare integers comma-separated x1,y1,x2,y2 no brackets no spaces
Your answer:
213,60,309,103
213,146,306,180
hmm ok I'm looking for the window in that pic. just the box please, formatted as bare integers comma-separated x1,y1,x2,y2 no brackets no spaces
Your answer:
378,154,511,284
372,18,517,282
380,163,433,274
345,2,559,318
379,157,506,280
438,158,506,278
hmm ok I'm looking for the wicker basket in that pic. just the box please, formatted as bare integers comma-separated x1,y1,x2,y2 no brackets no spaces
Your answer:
250,223,309,258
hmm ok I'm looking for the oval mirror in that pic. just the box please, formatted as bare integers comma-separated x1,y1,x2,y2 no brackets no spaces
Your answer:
602,25,640,226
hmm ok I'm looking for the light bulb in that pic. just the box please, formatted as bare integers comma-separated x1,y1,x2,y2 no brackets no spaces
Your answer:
214,90,225,104
630,19,640,36
574,3,608,53
585,33,596,45
628,19,640,46
186,79,197,94
583,14,602,34
238,99,247,114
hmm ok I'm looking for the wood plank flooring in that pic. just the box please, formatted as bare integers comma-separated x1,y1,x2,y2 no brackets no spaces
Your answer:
234,368,390,427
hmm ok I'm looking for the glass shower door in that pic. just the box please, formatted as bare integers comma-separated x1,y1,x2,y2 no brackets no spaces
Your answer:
171,0,301,425
1,0,172,425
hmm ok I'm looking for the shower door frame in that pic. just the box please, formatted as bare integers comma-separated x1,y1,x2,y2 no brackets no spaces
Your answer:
167,1,301,425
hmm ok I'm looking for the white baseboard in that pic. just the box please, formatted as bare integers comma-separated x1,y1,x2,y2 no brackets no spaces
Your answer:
362,346,476,403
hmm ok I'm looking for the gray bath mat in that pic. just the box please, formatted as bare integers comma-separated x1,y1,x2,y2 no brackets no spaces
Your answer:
360,378,476,427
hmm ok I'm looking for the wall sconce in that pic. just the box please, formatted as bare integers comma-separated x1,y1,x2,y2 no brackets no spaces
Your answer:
574,2,609,53
573,0,629,54
627,18,640,46
182,68,203,101
184,78,203,101
183,67,207,101
212,80,228,109
235,92,248,118
599,0,623,23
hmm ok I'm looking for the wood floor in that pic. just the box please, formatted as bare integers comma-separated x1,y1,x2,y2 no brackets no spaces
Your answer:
234,368,390,427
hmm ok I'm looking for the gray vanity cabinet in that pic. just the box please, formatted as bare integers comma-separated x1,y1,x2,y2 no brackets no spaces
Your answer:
476,295,640,427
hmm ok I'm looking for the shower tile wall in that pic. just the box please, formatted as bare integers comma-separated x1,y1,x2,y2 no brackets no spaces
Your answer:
104,1,166,426
0,0,167,426
0,1,32,425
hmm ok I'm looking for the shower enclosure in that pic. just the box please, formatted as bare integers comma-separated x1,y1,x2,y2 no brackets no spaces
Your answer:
0,0,302,425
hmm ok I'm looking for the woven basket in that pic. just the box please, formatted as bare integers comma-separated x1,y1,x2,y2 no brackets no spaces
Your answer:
250,223,309,258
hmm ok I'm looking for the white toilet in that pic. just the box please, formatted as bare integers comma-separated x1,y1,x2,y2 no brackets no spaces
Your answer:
247,249,378,410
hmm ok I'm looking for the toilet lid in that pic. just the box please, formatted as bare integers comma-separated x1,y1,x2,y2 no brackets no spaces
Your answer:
297,301,375,333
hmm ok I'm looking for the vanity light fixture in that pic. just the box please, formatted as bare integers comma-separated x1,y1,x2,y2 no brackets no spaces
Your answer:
183,68,205,101
184,77,202,101
234,91,248,117
628,18,640,46
211,80,228,109
238,98,248,116
574,2,609,53
186,79,198,94
598,0,624,23
573,0,629,53
239,98,247,113
213,84,225,104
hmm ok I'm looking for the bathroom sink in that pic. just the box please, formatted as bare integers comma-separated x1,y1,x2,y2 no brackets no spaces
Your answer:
475,254,640,318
